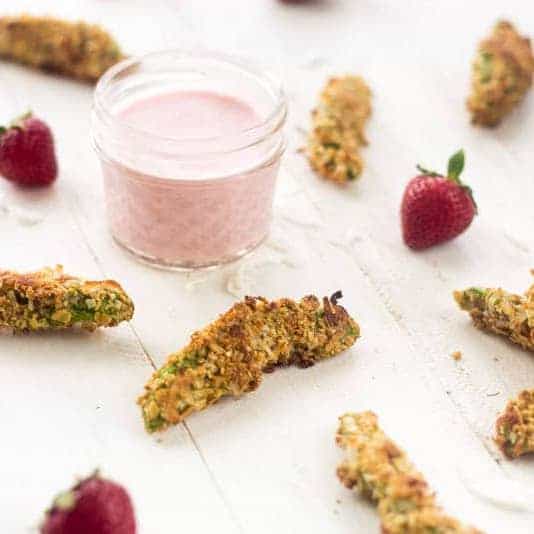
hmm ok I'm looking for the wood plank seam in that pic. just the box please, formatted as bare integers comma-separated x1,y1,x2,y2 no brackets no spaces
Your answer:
66,189,247,534
285,157,508,474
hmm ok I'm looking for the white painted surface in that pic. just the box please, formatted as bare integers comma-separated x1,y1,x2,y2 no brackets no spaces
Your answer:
1,1,534,532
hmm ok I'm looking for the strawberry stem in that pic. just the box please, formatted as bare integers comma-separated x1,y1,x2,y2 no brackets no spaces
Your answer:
448,149,477,213
416,149,477,214
447,149,465,183
416,164,441,177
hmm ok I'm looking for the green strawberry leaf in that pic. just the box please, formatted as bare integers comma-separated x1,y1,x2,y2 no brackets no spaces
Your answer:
447,149,465,182
416,164,441,177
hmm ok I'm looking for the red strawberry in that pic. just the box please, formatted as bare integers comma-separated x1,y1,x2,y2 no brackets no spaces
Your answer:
41,471,136,534
401,149,477,250
0,112,58,187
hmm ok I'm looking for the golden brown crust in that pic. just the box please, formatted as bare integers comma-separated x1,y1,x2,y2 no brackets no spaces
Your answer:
0,14,123,82
467,20,534,126
454,285,534,351
307,76,371,184
336,412,482,534
0,265,134,332
495,390,534,459
139,293,359,432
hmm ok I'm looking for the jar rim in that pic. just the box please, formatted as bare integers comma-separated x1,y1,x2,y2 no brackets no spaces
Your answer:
93,49,287,154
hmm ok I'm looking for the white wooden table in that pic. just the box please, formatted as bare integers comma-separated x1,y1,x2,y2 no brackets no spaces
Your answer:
1,1,534,532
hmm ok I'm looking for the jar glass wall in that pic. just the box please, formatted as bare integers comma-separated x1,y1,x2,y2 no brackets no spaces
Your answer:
92,50,287,270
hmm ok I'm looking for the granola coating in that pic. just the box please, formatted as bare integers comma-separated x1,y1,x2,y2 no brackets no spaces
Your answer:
495,389,534,459
0,265,134,333
139,292,359,432
336,412,482,534
0,15,123,82
454,286,534,351
467,20,534,126
308,76,371,184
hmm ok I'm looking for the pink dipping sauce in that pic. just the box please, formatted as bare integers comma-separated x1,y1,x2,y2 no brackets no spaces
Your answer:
93,51,286,269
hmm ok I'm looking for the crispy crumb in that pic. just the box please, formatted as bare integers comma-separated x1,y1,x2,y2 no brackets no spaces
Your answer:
467,20,534,126
0,265,133,332
307,76,371,184
451,350,463,361
454,283,534,351
495,390,534,459
139,293,360,432
0,14,123,82
336,411,482,533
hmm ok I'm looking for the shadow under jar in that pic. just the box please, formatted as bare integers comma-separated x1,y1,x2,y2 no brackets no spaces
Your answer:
92,50,287,270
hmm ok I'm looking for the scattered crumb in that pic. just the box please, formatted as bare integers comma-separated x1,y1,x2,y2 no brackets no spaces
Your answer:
530,268,534,277
487,392,501,397
451,350,462,361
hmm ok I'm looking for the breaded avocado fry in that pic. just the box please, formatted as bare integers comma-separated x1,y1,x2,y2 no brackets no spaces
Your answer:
0,14,123,82
467,20,534,126
0,265,134,333
336,412,482,534
495,389,534,459
454,285,534,351
139,292,359,432
308,76,371,184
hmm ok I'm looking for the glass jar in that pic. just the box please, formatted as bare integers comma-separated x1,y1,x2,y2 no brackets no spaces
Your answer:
92,50,287,270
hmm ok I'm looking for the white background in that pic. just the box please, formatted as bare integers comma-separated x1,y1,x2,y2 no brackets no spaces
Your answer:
1,1,534,532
